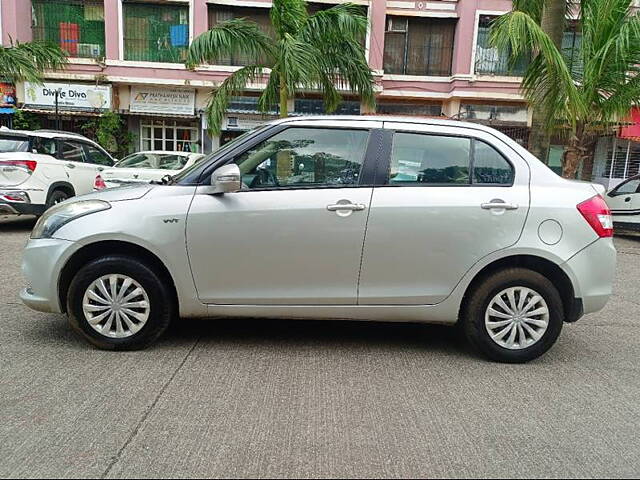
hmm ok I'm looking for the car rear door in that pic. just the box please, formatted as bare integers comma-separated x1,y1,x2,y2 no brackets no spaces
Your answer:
186,121,382,305
358,122,531,305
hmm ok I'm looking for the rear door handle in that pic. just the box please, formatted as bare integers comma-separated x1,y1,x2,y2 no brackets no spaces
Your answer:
66,163,76,169
327,203,366,212
481,201,518,211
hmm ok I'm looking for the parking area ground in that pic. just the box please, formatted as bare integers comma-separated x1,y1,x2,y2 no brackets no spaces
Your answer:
1,214,639,479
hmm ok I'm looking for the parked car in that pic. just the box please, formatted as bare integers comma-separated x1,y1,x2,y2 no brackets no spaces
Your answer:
94,151,206,190
605,174,640,233
0,128,115,216
20,116,616,363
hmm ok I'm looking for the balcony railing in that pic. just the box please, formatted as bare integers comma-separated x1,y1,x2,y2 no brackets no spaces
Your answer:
32,0,105,59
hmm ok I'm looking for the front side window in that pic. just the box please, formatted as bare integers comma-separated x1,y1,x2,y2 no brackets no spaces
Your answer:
614,178,640,195
234,128,370,189
84,145,113,166
388,133,514,185
32,0,105,59
124,2,190,63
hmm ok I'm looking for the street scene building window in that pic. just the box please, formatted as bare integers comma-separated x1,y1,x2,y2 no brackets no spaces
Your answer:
383,16,455,76
294,98,360,116
562,20,583,76
207,5,272,66
377,102,442,117
32,0,105,59
474,15,527,76
123,1,190,63
593,136,640,181
140,119,200,152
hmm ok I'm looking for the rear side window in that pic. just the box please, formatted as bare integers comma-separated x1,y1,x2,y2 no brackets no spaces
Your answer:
61,141,87,162
0,135,29,153
388,132,514,185
32,137,58,156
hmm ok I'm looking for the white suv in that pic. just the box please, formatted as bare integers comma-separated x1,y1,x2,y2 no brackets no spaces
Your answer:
20,117,617,363
0,128,115,216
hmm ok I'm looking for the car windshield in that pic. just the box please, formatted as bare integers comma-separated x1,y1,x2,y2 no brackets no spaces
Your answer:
0,135,29,153
115,153,189,170
172,126,269,184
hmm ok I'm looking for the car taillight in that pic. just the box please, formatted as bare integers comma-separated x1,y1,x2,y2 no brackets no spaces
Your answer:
0,160,37,173
94,174,107,190
577,195,614,238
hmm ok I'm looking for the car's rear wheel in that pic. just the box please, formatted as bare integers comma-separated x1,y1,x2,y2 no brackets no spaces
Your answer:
46,189,70,209
67,255,174,350
462,268,564,363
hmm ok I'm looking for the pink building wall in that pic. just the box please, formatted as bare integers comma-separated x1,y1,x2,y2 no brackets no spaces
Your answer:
1,0,526,109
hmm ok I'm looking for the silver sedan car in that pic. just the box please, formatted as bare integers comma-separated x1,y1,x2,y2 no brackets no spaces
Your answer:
21,116,616,363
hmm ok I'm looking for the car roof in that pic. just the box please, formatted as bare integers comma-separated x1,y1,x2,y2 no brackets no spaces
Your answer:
272,115,500,132
0,127,91,141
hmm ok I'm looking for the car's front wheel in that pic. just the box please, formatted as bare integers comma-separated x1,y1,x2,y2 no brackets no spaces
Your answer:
67,255,174,350
462,268,564,363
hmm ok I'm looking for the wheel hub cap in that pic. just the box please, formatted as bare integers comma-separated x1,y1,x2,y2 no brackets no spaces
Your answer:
484,286,549,350
82,274,150,338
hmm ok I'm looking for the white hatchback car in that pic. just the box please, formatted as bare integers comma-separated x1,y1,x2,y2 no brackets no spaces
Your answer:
21,117,617,363
605,175,640,233
94,151,205,190
0,128,115,215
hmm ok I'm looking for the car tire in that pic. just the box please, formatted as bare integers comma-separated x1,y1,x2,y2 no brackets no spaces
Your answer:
67,255,174,350
46,189,70,209
462,268,564,363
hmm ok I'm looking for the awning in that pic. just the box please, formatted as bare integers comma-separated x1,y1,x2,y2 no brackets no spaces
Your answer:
20,107,103,117
0,108,15,114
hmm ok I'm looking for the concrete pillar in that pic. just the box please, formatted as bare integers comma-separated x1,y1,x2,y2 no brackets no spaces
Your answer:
104,0,121,60
368,0,386,72
452,0,478,76
2,0,32,44
193,0,209,39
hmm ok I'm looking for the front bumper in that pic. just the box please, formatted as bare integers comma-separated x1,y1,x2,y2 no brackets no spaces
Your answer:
20,237,79,314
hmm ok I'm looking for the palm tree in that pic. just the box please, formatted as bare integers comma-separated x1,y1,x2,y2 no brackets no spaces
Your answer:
491,0,640,178
0,40,67,83
186,0,375,136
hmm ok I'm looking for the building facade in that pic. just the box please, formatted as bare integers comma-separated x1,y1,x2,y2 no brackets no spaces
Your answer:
0,0,580,171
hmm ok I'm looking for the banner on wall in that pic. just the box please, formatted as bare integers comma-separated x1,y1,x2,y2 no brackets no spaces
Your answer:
23,82,112,111
130,86,196,116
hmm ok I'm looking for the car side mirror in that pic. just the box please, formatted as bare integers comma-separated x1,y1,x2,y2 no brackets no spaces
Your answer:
210,163,241,194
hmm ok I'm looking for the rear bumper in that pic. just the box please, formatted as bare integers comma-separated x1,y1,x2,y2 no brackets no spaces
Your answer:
562,238,617,317
0,190,45,216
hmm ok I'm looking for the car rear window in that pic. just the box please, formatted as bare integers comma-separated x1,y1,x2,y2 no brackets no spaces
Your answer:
0,135,29,153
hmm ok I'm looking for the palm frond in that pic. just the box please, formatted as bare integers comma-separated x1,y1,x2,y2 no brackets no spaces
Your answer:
186,18,275,68
205,65,267,136
271,0,308,38
491,11,583,130
301,3,368,43
0,41,67,83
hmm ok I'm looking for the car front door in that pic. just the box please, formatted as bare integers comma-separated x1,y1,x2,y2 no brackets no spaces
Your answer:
186,122,381,305
59,140,98,195
358,123,531,305
607,177,640,222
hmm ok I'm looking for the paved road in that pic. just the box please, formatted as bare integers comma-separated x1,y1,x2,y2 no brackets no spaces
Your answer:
1,214,639,479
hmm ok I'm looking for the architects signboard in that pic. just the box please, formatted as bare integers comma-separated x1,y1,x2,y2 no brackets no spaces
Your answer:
130,87,196,116
24,82,112,111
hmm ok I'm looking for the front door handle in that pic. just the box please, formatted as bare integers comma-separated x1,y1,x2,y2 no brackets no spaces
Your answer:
327,203,366,212
66,163,76,169
481,200,518,211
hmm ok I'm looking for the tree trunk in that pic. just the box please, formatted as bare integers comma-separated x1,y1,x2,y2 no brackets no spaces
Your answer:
562,124,591,179
527,0,566,163
279,75,288,119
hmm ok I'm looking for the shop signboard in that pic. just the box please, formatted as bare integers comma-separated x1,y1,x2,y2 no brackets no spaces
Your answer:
0,83,16,109
24,82,112,111
130,86,195,116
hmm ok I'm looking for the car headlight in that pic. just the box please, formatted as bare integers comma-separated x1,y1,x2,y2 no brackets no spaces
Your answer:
31,200,111,239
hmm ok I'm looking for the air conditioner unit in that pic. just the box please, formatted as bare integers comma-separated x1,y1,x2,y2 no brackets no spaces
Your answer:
77,43,101,58
387,17,408,33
